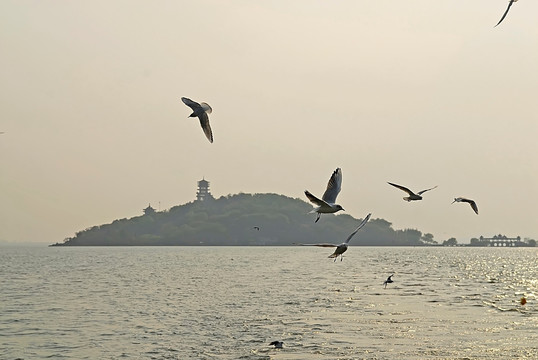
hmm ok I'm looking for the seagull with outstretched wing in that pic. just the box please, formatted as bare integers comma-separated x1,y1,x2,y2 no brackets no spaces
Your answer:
298,213,371,261
452,197,479,215
383,274,394,288
388,182,437,202
181,97,214,143
305,168,344,223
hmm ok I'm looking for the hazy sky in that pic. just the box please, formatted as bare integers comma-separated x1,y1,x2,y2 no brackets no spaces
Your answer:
1,1,537,244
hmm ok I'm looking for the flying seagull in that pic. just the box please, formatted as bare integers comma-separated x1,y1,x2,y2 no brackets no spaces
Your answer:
181,97,213,143
298,213,371,261
495,0,518,27
452,197,479,215
253,226,260,231
269,341,283,349
383,274,394,288
387,182,437,202
305,168,344,223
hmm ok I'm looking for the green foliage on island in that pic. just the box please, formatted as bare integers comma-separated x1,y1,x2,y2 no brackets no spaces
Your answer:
52,193,439,246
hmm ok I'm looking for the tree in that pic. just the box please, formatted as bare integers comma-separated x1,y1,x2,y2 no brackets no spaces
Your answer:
442,237,458,246
52,193,442,247
421,233,437,245
525,238,536,247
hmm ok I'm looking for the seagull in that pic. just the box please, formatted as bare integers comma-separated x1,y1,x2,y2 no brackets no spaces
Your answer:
305,168,344,223
387,182,437,202
452,197,479,215
269,341,283,349
495,0,518,27
298,213,371,261
383,274,394,288
253,226,260,231
181,97,213,143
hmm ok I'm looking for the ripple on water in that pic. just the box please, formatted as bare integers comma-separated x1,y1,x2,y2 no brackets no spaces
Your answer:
0,246,537,359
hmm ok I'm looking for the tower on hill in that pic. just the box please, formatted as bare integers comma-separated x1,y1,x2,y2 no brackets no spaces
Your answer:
143,203,156,215
196,178,214,201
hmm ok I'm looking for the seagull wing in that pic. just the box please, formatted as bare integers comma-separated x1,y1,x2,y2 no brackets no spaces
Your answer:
417,185,438,196
495,0,516,27
200,102,212,114
467,199,479,215
322,168,342,203
181,97,201,111
198,112,213,143
297,243,338,247
344,213,371,244
458,197,479,214
305,190,331,208
387,182,415,196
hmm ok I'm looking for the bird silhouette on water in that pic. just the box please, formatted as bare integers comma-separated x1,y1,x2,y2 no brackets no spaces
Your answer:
181,97,214,143
387,182,437,202
383,274,394,288
298,213,371,261
269,341,283,349
305,168,345,223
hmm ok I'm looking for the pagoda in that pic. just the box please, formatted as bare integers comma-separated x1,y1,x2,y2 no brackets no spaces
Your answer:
196,178,214,201
143,203,156,215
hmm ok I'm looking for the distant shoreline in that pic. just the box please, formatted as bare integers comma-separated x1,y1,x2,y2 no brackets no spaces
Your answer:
44,193,535,248
48,243,535,248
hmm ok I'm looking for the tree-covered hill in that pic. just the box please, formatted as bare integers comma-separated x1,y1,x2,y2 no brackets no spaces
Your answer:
51,193,435,246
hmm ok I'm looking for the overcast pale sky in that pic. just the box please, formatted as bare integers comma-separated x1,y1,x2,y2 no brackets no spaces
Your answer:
1,1,537,244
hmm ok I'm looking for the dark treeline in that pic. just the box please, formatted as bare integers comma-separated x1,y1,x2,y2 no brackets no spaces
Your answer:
52,193,438,246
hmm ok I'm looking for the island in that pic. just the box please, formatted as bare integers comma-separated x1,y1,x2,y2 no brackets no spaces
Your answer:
51,192,442,246
50,180,535,247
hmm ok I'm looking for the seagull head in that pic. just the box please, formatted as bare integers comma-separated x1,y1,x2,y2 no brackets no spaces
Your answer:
335,205,345,212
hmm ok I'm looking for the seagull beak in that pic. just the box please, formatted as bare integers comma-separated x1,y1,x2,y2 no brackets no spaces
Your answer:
451,200,456,204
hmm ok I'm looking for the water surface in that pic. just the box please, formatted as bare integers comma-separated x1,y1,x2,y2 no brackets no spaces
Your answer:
1,246,536,359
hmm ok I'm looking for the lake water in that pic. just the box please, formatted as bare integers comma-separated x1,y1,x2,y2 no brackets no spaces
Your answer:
1,246,537,359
